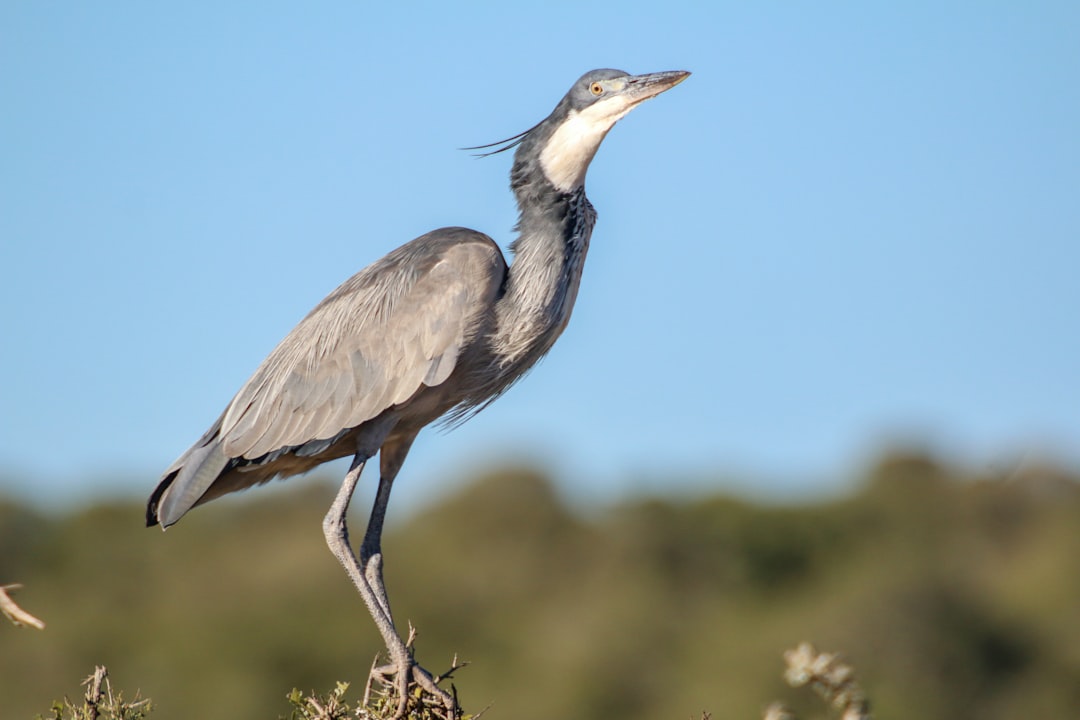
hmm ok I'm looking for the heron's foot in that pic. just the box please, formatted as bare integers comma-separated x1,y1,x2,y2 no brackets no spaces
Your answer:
364,626,463,720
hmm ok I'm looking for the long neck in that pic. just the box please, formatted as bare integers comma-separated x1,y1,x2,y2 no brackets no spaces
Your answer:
492,180,596,367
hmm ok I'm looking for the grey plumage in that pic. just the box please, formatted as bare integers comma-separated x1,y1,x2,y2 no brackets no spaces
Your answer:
150,228,505,524
147,68,688,715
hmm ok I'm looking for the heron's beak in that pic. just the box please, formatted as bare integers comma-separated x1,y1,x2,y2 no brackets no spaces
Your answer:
622,70,691,105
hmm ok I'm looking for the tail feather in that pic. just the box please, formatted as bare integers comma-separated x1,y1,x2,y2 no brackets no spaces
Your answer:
147,417,230,528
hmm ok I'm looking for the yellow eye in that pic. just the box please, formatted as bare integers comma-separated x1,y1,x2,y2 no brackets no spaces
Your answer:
590,82,604,96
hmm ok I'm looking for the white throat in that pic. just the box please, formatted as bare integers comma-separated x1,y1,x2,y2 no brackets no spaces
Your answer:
538,96,636,192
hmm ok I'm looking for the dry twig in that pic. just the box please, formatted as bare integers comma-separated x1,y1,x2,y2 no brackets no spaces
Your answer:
83,666,108,720
768,642,871,720
762,701,795,720
0,582,46,629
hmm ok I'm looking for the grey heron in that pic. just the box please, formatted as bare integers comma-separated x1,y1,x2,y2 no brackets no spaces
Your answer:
147,68,688,715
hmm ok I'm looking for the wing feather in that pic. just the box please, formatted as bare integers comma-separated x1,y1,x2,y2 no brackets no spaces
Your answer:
218,228,505,460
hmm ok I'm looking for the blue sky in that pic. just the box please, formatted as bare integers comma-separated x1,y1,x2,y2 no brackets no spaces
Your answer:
2,2,1078,513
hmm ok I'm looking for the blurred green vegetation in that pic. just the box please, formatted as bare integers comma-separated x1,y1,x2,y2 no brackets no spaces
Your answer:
2,452,1079,719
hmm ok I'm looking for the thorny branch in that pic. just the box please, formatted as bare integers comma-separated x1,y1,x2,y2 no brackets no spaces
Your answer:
45,666,152,720
83,666,108,720
360,626,470,720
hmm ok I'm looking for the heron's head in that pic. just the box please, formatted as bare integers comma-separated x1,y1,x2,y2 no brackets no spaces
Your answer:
478,69,690,194
538,69,689,190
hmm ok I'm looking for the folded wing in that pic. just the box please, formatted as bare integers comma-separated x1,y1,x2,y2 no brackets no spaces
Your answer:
150,227,506,526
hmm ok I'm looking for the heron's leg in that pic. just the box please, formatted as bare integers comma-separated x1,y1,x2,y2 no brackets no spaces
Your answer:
321,455,409,674
359,468,396,621
361,434,456,714
355,465,412,713
358,433,417,617
323,438,454,716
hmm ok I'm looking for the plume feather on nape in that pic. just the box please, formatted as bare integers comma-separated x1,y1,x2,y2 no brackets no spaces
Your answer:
461,119,543,158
